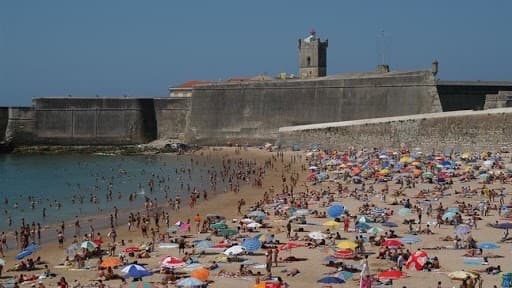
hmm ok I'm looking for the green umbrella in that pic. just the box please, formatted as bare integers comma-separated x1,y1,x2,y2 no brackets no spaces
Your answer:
210,223,228,230
217,229,238,237
422,172,433,178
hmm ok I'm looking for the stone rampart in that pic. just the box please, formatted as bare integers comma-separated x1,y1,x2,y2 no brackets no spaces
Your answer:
278,108,512,151
154,97,191,141
484,91,512,109
5,107,37,145
0,107,8,142
33,98,157,145
188,71,441,145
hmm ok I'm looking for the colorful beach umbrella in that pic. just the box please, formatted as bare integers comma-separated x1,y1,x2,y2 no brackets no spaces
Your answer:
308,231,327,240
455,224,472,236
367,226,384,234
443,211,456,220
241,238,262,253
160,256,186,269
190,267,210,281
80,240,98,251
355,222,371,230
448,271,479,280
121,264,153,278
405,250,428,271
333,249,356,259
176,277,204,287
327,204,345,218
381,239,403,247
223,245,246,256
336,240,358,250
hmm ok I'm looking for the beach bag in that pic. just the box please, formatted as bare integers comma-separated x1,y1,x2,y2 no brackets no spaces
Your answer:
502,272,512,288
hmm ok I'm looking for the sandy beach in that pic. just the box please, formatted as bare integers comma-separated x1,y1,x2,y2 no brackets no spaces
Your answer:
0,146,511,288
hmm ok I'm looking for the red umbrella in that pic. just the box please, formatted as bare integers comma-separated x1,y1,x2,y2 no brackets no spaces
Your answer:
378,270,407,280
92,239,103,245
124,247,141,253
279,242,302,251
333,249,356,259
381,239,404,247
405,250,428,271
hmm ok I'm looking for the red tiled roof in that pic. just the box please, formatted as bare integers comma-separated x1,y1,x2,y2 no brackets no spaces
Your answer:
176,80,212,89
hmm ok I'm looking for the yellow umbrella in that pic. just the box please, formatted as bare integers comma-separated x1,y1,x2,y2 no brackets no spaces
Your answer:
336,240,358,249
399,156,413,163
378,168,390,176
448,271,479,280
323,220,340,228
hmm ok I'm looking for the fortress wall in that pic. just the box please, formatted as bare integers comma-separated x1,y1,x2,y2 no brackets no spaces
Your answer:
5,107,37,145
437,83,512,111
278,108,512,152
188,71,440,145
154,97,191,141
33,98,157,145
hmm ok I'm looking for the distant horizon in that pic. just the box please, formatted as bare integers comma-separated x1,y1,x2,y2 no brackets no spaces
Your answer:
2,0,511,105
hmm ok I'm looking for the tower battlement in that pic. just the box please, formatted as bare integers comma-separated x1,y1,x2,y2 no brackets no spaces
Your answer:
298,30,328,79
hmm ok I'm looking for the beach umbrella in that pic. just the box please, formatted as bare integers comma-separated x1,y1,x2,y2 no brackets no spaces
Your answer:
247,222,262,229
178,223,190,232
323,220,341,228
357,215,373,223
217,229,238,237
355,222,371,230
24,243,40,252
443,211,456,220
279,242,302,251
240,218,255,224
121,264,153,278
378,270,407,280
422,172,434,178
382,221,398,227
241,238,262,253
333,249,356,259
448,271,479,280
398,208,413,217
381,239,404,247
176,277,204,287
160,256,186,269
248,210,266,218
405,250,428,271
80,240,98,251
127,282,158,288
317,276,345,284
336,240,358,250
195,240,214,250
477,242,500,250
372,207,385,215
337,271,353,280
190,267,210,281
367,226,384,234
308,231,327,240
92,239,103,245
223,245,246,256
455,224,472,236
327,204,345,218
66,243,81,256
15,250,32,260
100,257,123,268
400,236,422,245
210,222,228,230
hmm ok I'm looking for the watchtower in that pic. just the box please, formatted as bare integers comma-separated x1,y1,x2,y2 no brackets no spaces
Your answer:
298,30,328,79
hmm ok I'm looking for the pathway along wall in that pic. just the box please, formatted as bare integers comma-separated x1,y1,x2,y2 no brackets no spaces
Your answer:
277,108,512,152
188,70,441,145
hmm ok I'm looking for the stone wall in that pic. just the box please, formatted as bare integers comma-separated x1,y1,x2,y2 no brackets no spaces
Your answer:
0,107,7,142
188,70,441,145
5,107,37,145
154,97,191,141
278,108,512,151
484,91,512,109
437,81,512,111
33,98,157,145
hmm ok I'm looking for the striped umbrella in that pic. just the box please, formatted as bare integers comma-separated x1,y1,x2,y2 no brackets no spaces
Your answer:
121,264,153,278
241,238,262,253
80,240,98,251
161,256,186,269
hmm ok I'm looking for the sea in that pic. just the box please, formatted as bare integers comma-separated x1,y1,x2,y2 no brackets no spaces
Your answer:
0,153,227,232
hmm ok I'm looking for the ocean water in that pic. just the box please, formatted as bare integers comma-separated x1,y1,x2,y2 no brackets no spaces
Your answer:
0,153,226,232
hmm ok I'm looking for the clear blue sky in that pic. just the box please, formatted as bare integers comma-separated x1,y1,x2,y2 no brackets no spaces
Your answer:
1,0,511,106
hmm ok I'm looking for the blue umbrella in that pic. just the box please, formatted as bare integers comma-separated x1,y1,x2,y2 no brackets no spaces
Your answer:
337,271,353,280
195,240,213,250
327,204,345,218
372,207,385,215
400,236,422,245
317,276,345,284
455,224,472,236
176,277,204,287
382,221,398,227
15,250,32,260
495,222,512,229
121,264,153,279
355,222,371,230
248,210,266,218
477,242,500,250
241,238,262,253
443,211,456,220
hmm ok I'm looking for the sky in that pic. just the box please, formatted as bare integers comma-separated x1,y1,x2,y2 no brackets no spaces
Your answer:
1,1,512,106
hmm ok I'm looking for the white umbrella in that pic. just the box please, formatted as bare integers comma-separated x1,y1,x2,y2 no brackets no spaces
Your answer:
223,245,246,256
308,231,327,240
309,166,319,170
240,218,255,224
80,240,98,250
247,222,262,228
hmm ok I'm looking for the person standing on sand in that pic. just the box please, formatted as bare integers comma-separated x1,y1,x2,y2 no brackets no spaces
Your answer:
273,247,279,267
194,214,201,233
265,249,273,273
74,216,80,236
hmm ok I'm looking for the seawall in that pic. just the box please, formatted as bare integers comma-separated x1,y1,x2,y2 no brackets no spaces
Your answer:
154,97,191,141
188,70,441,145
278,108,512,151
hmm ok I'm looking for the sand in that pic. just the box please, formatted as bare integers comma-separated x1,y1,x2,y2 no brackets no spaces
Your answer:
0,147,510,288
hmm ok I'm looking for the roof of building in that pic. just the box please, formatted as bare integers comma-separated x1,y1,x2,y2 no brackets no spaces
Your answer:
174,80,213,89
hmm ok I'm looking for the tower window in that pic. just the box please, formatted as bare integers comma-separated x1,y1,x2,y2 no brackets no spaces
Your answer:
307,57,311,67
